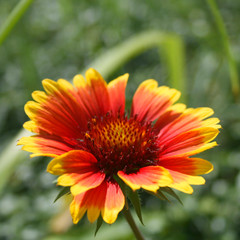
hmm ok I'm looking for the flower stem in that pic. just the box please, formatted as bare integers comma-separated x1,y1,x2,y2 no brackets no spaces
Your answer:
122,205,145,240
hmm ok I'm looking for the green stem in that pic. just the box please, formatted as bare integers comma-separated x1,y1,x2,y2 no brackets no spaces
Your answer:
0,0,34,46
206,0,239,100
122,204,145,240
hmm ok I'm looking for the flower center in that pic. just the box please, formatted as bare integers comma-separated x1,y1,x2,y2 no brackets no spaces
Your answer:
82,113,159,179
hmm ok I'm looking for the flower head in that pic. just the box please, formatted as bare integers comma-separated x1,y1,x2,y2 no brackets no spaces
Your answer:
18,68,220,224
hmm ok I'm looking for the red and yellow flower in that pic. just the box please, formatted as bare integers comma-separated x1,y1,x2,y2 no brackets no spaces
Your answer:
18,68,220,224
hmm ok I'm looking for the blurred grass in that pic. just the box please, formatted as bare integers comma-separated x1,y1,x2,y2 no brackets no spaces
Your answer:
206,0,239,100
0,129,29,195
0,0,34,46
0,0,239,240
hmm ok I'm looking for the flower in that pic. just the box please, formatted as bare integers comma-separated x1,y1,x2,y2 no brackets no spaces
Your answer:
18,68,220,224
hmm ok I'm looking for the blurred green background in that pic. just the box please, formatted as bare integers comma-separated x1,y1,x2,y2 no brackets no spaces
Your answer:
0,0,240,239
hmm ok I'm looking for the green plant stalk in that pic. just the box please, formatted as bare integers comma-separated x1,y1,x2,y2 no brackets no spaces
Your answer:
0,0,34,46
206,0,239,100
0,30,186,195
0,129,30,193
122,203,145,240
88,31,186,102
161,36,186,102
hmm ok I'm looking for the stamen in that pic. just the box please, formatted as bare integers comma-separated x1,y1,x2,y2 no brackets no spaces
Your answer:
82,112,159,179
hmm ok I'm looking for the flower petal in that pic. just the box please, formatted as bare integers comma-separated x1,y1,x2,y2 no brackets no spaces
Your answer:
160,127,219,158
131,80,180,122
23,121,38,133
32,90,48,103
70,181,125,224
86,68,110,115
118,166,173,192
159,155,213,194
73,74,99,117
24,101,42,121
107,73,128,116
73,69,111,118
18,135,75,157
160,157,213,175
101,181,125,224
47,150,105,195
166,170,206,194
158,107,220,144
24,79,90,138
154,103,186,131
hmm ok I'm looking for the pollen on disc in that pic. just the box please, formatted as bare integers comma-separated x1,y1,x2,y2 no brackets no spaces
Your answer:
81,112,160,180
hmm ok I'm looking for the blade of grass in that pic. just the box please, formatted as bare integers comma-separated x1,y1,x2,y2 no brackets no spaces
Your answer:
0,0,34,47
0,129,30,194
87,31,186,100
206,0,239,100
160,36,186,103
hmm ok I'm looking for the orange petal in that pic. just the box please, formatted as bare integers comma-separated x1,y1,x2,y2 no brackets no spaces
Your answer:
60,172,105,196
160,157,213,175
158,107,220,143
18,135,74,157
154,103,186,131
47,150,98,175
23,121,38,133
131,80,180,122
24,78,91,137
73,74,87,88
160,127,219,158
101,181,125,224
107,73,128,116
167,170,206,194
73,74,99,117
47,150,105,195
167,142,218,159
118,166,173,192
73,69,111,118
42,79,60,95
32,91,48,103
42,79,89,135
24,101,43,121
70,181,125,224
85,68,110,115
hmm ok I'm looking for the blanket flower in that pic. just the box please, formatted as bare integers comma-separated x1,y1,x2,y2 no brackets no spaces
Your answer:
18,68,220,224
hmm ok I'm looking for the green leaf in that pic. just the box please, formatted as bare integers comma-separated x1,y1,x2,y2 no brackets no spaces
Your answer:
94,215,103,236
114,175,126,195
54,187,70,203
145,189,170,202
155,190,171,202
160,187,183,205
126,188,144,225
114,176,144,225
